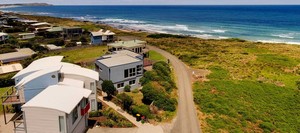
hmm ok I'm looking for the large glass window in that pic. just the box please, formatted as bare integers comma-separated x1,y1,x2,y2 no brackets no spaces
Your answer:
129,68,136,77
91,99,95,111
124,68,136,78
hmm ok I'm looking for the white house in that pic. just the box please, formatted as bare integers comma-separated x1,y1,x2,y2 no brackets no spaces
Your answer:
0,32,9,41
22,85,91,133
90,29,115,45
1,56,99,132
107,40,146,54
18,33,35,40
95,50,143,92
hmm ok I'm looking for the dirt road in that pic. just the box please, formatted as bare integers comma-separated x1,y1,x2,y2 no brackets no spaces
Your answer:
148,46,201,133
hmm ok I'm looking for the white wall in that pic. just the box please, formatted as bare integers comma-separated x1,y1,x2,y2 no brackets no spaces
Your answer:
66,102,87,133
23,71,59,102
63,74,97,111
110,61,143,83
23,107,66,133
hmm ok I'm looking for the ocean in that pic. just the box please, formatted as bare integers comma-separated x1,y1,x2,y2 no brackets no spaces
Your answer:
1,5,300,44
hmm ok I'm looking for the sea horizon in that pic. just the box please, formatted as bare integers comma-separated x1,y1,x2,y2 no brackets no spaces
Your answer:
1,5,300,44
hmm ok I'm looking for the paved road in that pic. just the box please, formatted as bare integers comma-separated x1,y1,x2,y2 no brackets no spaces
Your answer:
148,46,201,133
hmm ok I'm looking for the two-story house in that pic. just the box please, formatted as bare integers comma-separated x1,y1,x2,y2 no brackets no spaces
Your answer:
95,50,143,92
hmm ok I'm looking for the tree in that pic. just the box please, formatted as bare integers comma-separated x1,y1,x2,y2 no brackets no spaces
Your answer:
124,85,131,92
117,93,133,111
102,80,116,98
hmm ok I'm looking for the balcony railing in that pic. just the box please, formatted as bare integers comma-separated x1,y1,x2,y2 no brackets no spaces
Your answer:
1,87,25,105
81,102,90,116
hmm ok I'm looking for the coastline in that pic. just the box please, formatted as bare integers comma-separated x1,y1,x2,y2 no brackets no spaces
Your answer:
1,10,300,45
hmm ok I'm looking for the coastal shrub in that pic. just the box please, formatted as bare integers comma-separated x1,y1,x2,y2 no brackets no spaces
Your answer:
49,39,65,46
4,27,24,33
0,44,17,54
259,122,276,132
124,85,131,92
296,81,300,90
117,93,133,111
141,83,176,111
65,42,77,47
147,34,187,39
89,111,100,117
131,105,152,118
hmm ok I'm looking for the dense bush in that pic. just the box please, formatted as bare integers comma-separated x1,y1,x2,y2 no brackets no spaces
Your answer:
116,93,133,111
0,44,17,54
89,111,100,117
0,73,15,87
131,105,152,118
141,83,176,111
147,33,187,39
4,27,25,33
65,42,77,47
49,39,65,46
124,85,131,92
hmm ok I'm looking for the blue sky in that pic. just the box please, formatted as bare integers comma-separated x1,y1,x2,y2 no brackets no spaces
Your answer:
1,0,300,5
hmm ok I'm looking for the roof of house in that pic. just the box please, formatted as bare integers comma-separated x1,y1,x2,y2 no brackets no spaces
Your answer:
42,44,62,50
113,50,141,58
58,78,84,88
91,29,115,36
0,63,23,75
15,66,61,87
97,53,141,67
18,33,35,36
107,40,146,48
22,85,91,114
63,26,82,30
18,19,38,23
46,27,63,32
31,22,51,26
60,65,99,80
0,32,8,36
0,48,35,63
13,56,63,79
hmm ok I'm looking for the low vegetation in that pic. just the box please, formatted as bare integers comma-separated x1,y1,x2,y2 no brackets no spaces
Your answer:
89,105,134,128
146,34,300,132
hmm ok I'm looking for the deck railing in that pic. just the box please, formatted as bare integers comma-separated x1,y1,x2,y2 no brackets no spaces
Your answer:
1,87,25,105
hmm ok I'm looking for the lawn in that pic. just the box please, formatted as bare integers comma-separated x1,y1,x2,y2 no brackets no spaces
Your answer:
148,50,167,62
46,45,107,64
145,34,300,132
0,86,12,114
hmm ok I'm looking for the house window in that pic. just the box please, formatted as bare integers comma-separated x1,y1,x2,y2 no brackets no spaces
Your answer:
124,69,129,78
125,68,136,78
117,83,124,88
137,65,143,75
59,116,65,133
90,82,95,94
129,68,136,77
72,107,78,124
129,80,135,85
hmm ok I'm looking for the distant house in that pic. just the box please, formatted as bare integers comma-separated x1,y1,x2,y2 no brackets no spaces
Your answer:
107,40,146,54
95,50,143,92
0,48,35,64
30,22,52,32
63,27,83,38
41,44,62,50
18,33,35,40
0,32,9,41
0,63,23,75
1,56,99,132
22,85,91,133
46,26,63,33
90,29,115,45
17,19,38,24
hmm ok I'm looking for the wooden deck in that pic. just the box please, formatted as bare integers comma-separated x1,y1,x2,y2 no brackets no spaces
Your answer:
1,87,24,105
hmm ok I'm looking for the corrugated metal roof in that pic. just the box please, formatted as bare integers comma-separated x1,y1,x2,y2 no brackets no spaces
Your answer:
91,29,115,36
22,85,91,114
0,48,35,63
0,63,23,75
60,64,99,80
97,54,141,67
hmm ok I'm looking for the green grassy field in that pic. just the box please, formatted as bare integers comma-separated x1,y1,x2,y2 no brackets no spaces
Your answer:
148,50,167,62
146,35,300,132
45,46,107,68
